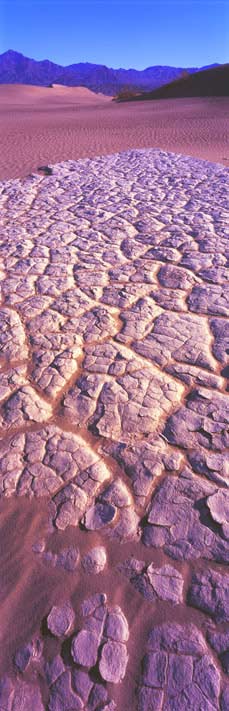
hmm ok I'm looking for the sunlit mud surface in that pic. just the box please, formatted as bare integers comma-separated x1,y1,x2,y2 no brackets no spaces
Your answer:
0,149,228,709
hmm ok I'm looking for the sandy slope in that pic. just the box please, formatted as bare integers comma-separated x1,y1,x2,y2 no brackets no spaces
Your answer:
0,84,228,178
0,83,110,104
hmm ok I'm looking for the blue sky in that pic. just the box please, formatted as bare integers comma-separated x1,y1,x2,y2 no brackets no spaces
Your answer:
0,0,228,69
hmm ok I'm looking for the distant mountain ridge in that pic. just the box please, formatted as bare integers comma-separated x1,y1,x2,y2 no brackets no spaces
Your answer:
0,50,221,95
117,63,229,102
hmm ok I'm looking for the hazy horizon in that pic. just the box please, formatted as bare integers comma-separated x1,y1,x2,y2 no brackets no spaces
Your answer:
0,0,228,70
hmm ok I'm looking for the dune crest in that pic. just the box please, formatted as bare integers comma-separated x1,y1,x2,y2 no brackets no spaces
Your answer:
0,82,110,105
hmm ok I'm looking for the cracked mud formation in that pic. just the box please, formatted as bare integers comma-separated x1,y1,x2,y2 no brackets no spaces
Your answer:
0,148,228,710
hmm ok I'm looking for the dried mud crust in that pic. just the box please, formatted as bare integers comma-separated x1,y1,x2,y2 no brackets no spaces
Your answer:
0,149,228,709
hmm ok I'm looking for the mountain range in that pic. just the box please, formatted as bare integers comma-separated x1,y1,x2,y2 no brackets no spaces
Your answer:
0,50,221,95
118,63,229,101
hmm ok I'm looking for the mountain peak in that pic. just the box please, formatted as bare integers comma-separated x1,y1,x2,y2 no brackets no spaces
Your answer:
3,49,24,57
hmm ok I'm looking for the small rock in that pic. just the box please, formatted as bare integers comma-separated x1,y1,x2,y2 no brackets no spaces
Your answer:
207,490,229,525
83,503,117,530
167,653,193,695
142,652,167,688
47,601,75,637
71,630,100,667
207,628,229,655
147,563,184,604
43,551,57,567
72,669,93,703
55,501,81,530
100,478,132,507
48,670,83,710
82,546,107,574
171,680,217,710
193,653,220,702
188,569,229,622
82,593,107,617
56,546,79,572
138,686,164,711
32,539,46,553
118,558,145,578
45,655,65,686
14,643,34,673
84,609,106,638
104,607,129,643
99,641,128,683
88,683,108,710
110,507,140,541
147,622,207,655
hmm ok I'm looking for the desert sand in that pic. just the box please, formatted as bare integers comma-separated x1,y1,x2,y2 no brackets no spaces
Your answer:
0,83,110,105
0,148,228,710
0,84,228,179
